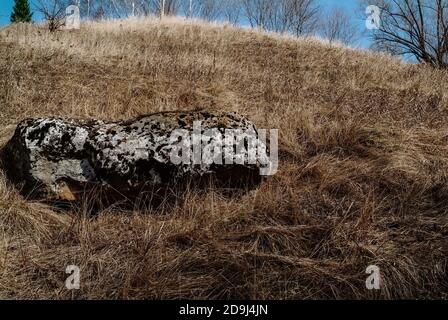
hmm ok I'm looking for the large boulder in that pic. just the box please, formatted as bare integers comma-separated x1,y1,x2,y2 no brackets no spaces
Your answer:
1,111,272,201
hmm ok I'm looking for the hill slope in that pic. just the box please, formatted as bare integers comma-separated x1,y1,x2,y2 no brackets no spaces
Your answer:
0,17,447,299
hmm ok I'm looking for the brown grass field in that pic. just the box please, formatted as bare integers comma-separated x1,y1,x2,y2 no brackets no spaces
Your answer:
0,16,447,299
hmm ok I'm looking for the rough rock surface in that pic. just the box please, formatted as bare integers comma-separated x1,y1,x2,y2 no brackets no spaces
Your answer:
1,111,269,201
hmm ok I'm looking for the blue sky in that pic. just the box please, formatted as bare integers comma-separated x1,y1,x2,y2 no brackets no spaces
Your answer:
0,0,371,47
0,0,13,25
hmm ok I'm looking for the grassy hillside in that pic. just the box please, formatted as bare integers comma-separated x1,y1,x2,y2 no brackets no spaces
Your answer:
0,17,447,299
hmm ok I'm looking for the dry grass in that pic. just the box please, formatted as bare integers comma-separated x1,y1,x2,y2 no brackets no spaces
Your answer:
0,16,447,299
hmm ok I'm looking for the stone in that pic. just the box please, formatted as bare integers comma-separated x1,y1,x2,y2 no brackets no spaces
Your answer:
1,111,272,201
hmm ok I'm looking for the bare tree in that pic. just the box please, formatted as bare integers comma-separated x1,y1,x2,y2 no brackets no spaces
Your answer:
81,0,111,19
321,7,359,45
107,0,151,18
185,0,193,17
222,0,241,25
287,0,320,36
149,0,178,16
35,0,71,31
181,0,222,21
108,0,129,18
85,0,91,17
242,0,272,29
366,0,448,68
267,0,293,33
241,0,320,35
202,0,223,20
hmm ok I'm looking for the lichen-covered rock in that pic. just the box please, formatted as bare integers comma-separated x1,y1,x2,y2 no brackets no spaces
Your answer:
1,111,270,201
